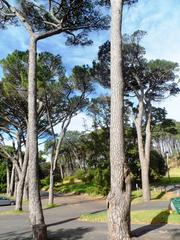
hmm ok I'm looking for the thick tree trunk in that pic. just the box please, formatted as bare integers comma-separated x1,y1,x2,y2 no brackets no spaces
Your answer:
15,141,29,211
141,164,150,202
108,1,131,239
28,36,46,239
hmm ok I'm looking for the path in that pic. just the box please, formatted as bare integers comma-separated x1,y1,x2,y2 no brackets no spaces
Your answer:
0,194,179,239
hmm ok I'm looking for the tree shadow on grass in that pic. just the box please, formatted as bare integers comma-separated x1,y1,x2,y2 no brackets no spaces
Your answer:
131,210,170,238
153,191,166,200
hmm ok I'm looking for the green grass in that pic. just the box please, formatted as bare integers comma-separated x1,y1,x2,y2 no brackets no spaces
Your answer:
154,167,180,186
169,168,180,177
55,182,102,196
43,203,59,209
80,209,180,224
157,177,180,186
131,189,165,204
0,210,26,216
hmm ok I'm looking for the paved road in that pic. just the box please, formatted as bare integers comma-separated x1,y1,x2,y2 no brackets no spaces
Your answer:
0,195,179,240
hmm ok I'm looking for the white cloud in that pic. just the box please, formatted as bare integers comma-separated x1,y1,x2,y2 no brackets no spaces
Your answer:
53,112,93,134
68,113,93,132
157,95,180,121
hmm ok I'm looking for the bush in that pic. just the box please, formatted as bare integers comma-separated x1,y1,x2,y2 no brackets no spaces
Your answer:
63,175,75,184
91,168,110,195
0,162,6,193
127,146,167,187
41,176,50,188
0,183,6,193
150,150,167,181
74,169,86,182
72,168,110,195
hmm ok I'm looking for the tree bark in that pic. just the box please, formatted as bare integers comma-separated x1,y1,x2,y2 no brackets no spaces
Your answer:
6,163,10,195
23,170,29,201
28,36,46,239
48,128,65,205
135,100,151,202
59,163,64,180
15,139,29,211
9,164,15,196
48,118,71,205
108,1,131,239
14,171,18,198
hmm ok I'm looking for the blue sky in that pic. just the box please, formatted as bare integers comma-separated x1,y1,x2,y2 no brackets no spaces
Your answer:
0,0,180,131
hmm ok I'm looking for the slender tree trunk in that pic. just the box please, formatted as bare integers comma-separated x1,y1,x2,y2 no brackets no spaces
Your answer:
23,170,29,201
59,163,64,180
135,101,151,202
6,163,10,195
48,119,71,205
28,36,46,239
144,110,151,198
14,171,18,198
49,166,55,205
17,131,23,169
108,1,131,239
9,164,15,196
48,129,65,205
15,140,29,211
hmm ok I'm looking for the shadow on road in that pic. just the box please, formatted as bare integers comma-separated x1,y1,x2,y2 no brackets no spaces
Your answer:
47,217,79,227
0,230,32,240
0,227,93,240
48,227,94,240
131,210,170,237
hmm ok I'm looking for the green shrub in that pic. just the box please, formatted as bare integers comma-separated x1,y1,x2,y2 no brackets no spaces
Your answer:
69,176,75,184
63,175,75,184
41,176,50,188
0,183,6,193
74,169,86,182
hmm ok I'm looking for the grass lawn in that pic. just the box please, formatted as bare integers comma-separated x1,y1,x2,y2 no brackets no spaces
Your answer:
80,209,180,224
154,167,180,186
0,210,26,216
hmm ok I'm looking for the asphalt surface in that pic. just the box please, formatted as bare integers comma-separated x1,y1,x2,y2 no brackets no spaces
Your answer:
0,194,179,240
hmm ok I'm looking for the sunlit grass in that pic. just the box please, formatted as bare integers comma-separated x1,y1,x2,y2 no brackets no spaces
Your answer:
43,203,59,209
0,210,26,216
80,209,180,224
